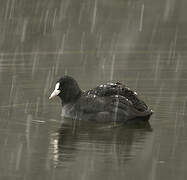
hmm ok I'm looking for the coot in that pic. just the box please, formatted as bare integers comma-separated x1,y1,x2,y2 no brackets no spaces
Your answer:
49,76,153,122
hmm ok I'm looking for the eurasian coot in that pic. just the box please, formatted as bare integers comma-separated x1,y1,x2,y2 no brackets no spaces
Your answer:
49,76,153,122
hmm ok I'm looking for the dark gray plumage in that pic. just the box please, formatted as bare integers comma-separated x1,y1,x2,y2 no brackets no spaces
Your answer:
49,76,153,122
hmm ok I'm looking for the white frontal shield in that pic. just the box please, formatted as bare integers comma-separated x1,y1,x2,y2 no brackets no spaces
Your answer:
49,83,61,99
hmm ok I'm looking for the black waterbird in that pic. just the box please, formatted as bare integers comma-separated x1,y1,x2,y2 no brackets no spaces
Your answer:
49,76,153,122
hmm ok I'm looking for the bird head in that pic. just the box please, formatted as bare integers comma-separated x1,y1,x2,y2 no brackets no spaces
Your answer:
49,76,81,103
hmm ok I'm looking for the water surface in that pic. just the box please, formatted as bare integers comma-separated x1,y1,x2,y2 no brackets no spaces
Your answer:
0,0,187,179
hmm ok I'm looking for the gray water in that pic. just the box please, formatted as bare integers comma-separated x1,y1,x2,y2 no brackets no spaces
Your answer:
0,0,187,179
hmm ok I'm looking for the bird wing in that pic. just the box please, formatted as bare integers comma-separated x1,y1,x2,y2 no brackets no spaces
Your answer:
86,82,148,112
76,93,132,113
74,94,140,122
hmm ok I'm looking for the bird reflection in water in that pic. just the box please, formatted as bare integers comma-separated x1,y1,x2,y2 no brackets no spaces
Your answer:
50,118,152,168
